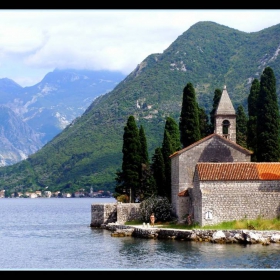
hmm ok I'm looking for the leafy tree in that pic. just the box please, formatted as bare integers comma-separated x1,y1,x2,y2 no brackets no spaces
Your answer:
256,67,280,162
179,82,201,148
236,105,248,148
209,88,222,133
247,79,260,161
150,147,166,197
115,115,141,202
139,195,172,223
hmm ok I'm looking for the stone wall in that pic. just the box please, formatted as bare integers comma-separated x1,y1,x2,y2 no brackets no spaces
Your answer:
90,202,141,227
192,176,280,227
116,203,141,225
90,203,117,227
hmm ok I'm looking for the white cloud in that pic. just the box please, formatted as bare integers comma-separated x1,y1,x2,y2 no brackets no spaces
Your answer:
0,9,279,87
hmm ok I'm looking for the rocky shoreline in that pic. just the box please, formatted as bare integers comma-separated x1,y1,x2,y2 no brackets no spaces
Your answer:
100,223,280,245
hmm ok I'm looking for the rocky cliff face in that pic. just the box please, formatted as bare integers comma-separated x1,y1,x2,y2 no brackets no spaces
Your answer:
0,105,43,166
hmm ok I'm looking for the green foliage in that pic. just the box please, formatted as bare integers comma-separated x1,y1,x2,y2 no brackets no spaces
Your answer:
236,105,248,148
210,88,222,133
2,23,280,193
139,195,172,223
161,130,172,201
179,82,201,148
256,67,280,161
198,106,211,138
151,147,166,197
158,217,280,231
139,125,149,164
115,115,141,202
164,117,181,152
247,79,260,161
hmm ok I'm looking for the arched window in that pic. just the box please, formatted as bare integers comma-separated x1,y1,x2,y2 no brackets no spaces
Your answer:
222,120,230,138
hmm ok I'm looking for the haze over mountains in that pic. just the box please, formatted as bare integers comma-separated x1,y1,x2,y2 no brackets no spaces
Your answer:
0,69,125,166
1,21,280,194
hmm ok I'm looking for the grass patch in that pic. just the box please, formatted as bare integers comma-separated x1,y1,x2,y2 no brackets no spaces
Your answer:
125,217,280,230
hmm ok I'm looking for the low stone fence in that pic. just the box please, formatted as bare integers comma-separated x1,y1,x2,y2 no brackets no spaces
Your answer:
90,202,141,227
101,223,280,245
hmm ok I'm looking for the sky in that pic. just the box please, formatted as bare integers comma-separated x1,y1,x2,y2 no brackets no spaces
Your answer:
1,9,280,87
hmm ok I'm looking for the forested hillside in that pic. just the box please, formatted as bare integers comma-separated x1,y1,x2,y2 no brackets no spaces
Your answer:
1,21,280,195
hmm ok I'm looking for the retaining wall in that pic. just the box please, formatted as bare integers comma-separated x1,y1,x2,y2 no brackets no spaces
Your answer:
90,202,141,227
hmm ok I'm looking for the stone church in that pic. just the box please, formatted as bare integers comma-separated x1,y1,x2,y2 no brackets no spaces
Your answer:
170,85,280,227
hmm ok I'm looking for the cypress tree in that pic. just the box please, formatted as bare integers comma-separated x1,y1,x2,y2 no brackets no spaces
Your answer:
151,147,166,197
199,106,211,138
138,125,155,201
139,125,149,164
161,117,181,201
115,115,141,202
256,67,280,162
247,79,260,161
179,82,201,148
236,105,248,148
164,117,181,152
210,88,222,133
161,130,173,201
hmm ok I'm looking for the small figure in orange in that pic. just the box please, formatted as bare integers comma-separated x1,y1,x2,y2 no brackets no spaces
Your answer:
150,213,155,227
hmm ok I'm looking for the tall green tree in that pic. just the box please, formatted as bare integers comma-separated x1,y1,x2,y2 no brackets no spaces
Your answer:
209,88,222,133
138,125,155,201
199,106,211,138
236,105,248,148
179,82,201,148
210,88,222,134
161,130,173,201
256,67,280,162
161,117,181,201
139,125,149,164
150,147,166,197
247,78,260,161
115,115,141,202
164,117,181,152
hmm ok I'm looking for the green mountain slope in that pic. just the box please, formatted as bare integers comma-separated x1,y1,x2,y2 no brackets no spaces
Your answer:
1,21,280,194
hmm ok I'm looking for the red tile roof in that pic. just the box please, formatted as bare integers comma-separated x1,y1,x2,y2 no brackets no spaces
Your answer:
196,162,280,181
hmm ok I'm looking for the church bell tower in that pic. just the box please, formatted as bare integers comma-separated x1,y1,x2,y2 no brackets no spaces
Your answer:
214,85,236,143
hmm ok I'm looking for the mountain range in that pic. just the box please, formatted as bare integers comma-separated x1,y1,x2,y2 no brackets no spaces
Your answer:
0,69,125,166
1,21,280,194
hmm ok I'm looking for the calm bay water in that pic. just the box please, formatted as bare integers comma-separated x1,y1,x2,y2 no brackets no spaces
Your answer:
0,197,279,271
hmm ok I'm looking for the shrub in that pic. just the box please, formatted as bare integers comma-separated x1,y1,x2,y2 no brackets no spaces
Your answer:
117,194,129,203
139,195,172,223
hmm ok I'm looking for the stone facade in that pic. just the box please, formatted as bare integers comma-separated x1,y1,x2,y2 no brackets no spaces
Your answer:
170,134,251,222
192,176,280,227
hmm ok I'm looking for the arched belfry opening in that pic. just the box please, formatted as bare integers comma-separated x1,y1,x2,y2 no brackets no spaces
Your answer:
214,86,236,142
222,120,230,138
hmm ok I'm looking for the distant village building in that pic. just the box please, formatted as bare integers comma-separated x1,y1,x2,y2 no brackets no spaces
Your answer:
0,190,5,198
44,191,52,198
171,85,280,227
